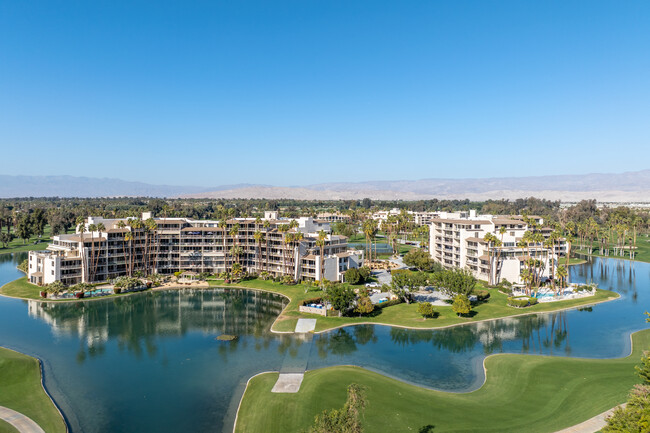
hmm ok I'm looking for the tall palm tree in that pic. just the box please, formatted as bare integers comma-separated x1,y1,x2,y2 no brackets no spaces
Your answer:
229,223,240,266
218,220,228,273
116,220,129,276
556,265,568,289
144,218,157,275
263,220,271,272
88,223,97,282
254,230,264,273
96,222,105,281
76,217,87,282
283,231,293,275
316,230,327,287
291,231,303,279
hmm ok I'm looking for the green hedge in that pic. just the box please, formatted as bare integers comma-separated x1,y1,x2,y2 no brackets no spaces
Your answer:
506,296,538,308
472,289,490,301
375,299,404,309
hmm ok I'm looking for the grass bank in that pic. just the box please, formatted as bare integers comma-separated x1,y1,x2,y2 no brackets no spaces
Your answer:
570,233,650,264
235,329,650,433
0,225,67,255
0,347,67,433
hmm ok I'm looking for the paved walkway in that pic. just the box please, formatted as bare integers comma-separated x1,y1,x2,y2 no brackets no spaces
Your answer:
294,318,317,333
555,404,624,433
271,373,304,393
0,406,46,433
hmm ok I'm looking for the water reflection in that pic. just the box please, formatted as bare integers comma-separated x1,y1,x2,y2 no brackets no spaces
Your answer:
28,289,287,363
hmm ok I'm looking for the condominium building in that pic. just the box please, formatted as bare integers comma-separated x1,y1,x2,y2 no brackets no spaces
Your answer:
28,213,363,286
429,210,566,285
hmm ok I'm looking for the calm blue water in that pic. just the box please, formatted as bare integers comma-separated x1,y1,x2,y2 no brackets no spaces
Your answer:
0,253,648,432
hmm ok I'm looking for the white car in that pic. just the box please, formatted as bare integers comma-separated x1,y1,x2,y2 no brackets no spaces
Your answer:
365,282,380,288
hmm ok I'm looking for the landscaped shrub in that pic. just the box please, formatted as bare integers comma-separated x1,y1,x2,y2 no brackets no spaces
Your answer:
507,296,530,308
528,297,539,306
472,289,490,301
375,299,403,309
417,302,436,318
498,286,513,295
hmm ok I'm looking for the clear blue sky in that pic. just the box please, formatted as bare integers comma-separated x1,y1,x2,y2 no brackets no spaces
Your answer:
1,1,649,187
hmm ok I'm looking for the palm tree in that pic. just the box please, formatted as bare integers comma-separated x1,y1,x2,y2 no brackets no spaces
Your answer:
278,224,289,275
254,230,264,273
263,220,271,272
282,231,293,275
88,223,97,281
316,230,327,287
144,218,157,275
291,231,303,279
96,222,105,281
218,220,228,272
116,220,130,276
76,217,87,282
483,233,497,286
229,223,240,265
556,265,568,290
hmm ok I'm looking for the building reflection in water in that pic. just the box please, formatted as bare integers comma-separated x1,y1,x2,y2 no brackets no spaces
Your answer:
27,289,287,362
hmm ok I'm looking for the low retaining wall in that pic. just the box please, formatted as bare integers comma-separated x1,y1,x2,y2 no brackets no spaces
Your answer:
299,306,327,316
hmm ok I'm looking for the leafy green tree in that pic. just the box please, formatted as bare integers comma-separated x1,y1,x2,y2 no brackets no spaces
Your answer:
636,350,650,385
391,271,427,304
0,232,13,248
417,302,435,318
309,384,366,433
344,268,361,285
403,249,435,271
325,284,356,316
358,266,371,281
432,268,476,297
602,384,650,432
452,294,471,317
354,296,374,316
16,215,33,244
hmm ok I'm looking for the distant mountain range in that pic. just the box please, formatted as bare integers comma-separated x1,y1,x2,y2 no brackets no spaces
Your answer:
2,171,650,202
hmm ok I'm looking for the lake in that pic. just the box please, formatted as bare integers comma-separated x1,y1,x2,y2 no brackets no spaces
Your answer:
0,253,648,432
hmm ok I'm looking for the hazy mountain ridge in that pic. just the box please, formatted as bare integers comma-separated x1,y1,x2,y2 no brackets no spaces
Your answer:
2,171,650,201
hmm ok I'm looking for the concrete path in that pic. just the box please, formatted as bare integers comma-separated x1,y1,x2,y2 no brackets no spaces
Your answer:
294,318,317,333
554,404,624,433
0,406,46,433
271,373,304,393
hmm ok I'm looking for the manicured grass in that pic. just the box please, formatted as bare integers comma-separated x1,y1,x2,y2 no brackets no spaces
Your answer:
0,225,63,255
236,329,650,433
566,257,587,266
570,233,650,263
0,277,44,300
206,278,618,333
0,347,67,433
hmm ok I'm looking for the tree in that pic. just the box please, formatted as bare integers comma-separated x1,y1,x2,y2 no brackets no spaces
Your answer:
636,350,650,385
325,284,356,316
358,266,371,281
16,215,33,244
431,268,476,297
0,232,13,248
309,384,366,433
354,296,374,316
391,271,427,304
403,249,435,271
452,294,471,317
254,230,264,273
556,265,568,290
317,230,328,288
417,302,435,318
344,267,361,285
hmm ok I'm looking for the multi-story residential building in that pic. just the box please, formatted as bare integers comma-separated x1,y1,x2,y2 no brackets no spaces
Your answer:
429,210,566,285
28,213,363,286
316,212,351,222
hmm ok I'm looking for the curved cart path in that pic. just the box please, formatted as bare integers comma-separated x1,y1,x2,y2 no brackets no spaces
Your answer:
0,406,46,433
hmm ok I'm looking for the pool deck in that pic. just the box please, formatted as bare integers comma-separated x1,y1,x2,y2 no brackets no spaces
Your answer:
0,406,46,433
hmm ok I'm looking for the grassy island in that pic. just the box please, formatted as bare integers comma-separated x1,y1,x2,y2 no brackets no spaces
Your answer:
235,329,650,433
0,347,67,433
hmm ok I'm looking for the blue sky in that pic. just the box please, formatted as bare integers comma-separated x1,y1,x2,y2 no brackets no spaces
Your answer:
1,1,649,187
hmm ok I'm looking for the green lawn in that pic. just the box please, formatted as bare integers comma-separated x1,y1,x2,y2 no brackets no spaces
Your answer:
566,257,587,266
570,233,650,263
0,277,44,300
0,225,59,255
0,347,67,433
207,278,617,333
236,329,650,433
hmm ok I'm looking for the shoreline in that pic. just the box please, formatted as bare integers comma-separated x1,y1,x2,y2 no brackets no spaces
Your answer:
0,346,69,433
232,329,647,433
